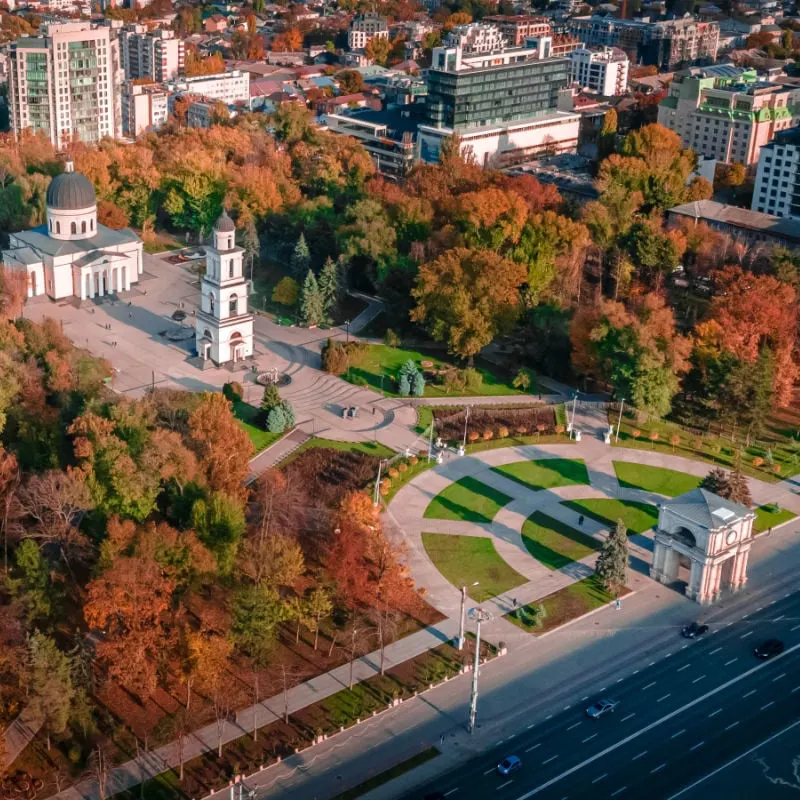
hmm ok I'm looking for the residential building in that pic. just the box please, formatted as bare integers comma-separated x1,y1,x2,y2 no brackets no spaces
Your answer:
7,21,123,148
314,92,381,116
204,14,229,34
2,160,143,301
119,24,184,82
658,67,800,165
752,126,800,218
569,46,629,96
121,81,169,135
186,100,240,128
195,210,254,367
166,70,250,106
419,39,580,167
445,23,507,54
567,16,719,70
484,16,551,47
668,198,800,249
348,12,389,51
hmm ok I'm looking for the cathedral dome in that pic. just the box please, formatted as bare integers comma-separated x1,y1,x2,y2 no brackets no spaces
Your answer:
214,209,236,233
46,161,96,211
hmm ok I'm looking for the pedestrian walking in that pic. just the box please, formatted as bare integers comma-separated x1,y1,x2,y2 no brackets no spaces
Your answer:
440,734,445,746
578,515,584,526
513,598,518,609
129,312,133,319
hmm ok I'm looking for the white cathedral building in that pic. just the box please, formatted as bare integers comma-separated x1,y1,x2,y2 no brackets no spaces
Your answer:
2,161,143,301
195,210,254,366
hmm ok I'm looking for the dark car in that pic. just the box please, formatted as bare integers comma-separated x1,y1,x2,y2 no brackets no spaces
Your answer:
585,698,619,719
754,639,784,659
497,756,522,776
681,622,709,639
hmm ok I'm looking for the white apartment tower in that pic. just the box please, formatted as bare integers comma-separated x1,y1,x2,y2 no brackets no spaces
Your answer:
752,127,800,219
569,47,629,96
196,211,254,367
7,21,122,148
119,24,185,82
348,12,389,50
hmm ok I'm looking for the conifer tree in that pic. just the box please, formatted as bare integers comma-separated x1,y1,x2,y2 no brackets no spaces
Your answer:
318,257,339,320
290,233,311,278
300,270,324,327
595,519,628,596
28,632,76,750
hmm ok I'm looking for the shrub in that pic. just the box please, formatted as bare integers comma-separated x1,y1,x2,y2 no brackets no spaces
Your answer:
409,456,418,465
497,426,509,438
380,485,389,496
388,468,399,478
512,369,531,392
516,425,528,436
442,369,466,394
468,431,480,442
669,433,681,451
752,456,764,468
381,478,391,489
773,463,782,475
384,328,401,348
482,430,493,440
418,449,429,459
464,367,483,393
223,381,243,402
266,406,288,433
398,462,408,472
691,437,703,451
321,339,366,374
649,431,660,448
632,429,641,442
272,276,299,307
555,424,565,435
280,400,296,429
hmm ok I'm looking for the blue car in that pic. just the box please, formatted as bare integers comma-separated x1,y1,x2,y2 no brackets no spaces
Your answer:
497,756,522,776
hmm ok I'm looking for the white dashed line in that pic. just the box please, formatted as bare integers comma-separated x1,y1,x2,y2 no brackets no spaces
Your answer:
743,690,757,698
677,664,691,672
709,709,723,718
772,673,787,682
545,714,553,720
642,682,657,690
497,740,504,746
726,621,733,627
633,751,648,761
648,661,655,667
657,694,671,702
525,744,541,753
791,624,800,632
542,755,558,765
527,724,535,730
724,658,738,666
690,741,705,751
671,729,686,739
682,644,688,650
633,669,640,675
563,706,571,711
692,675,706,684
591,774,607,784
581,696,589,702
724,721,740,732
651,764,667,774
566,722,581,731
444,789,459,797
740,632,753,640
508,735,516,740
497,780,513,790
756,607,763,612
742,614,749,618
621,713,635,722
582,734,597,744
793,686,800,694
774,615,785,621
484,768,495,776
761,701,775,711
610,788,627,797
709,647,722,655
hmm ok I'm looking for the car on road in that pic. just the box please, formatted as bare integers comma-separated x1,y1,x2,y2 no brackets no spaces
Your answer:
681,622,709,639
586,698,619,719
497,756,522,776
754,639,784,659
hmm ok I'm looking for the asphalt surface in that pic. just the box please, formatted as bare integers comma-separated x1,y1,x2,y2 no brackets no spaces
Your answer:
408,590,800,800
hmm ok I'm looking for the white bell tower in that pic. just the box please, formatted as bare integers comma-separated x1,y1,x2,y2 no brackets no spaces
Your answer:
195,210,254,366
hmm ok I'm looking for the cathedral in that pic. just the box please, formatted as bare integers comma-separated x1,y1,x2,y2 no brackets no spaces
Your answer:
195,210,254,366
2,160,143,301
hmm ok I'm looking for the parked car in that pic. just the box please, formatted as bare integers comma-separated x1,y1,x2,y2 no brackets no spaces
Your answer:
681,622,709,639
585,698,619,719
497,756,522,776
754,639,784,659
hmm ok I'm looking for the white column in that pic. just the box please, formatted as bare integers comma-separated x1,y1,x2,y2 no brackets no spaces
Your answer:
123,265,130,292
89,272,96,299
80,271,86,302
99,271,105,297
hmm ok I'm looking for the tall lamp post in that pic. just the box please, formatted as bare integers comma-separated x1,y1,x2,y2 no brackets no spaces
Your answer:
468,607,492,733
344,319,351,344
459,405,471,456
615,397,624,443
456,582,479,650
373,458,388,507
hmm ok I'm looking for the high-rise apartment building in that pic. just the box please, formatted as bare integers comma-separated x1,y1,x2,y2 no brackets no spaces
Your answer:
121,81,169,136
7,21,122,148
119,24,184,82
419,38,579,167
347,12,389,51
483,16,551,46
569,46,629,96
445,23,507,54
567,16,719,70
658,67,800,165
752,127,800,218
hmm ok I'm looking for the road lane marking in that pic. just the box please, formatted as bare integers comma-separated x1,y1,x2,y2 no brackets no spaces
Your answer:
651,764,667,774
582,734,597,744
632,751,647,761
563,706,571,711
709,709,723,717
545,714,553,720
621,713,635,722
690,741,704,751
509,735,516,740
682,644,688,649
616,678,623,683
740,632,753,639
677,664,690,672
444,790,459,797
791,624,800,632
498,780,513,790
670,719,800,798
642,682,657,690
591,774,607,784
793,686,800,693
772,673,786,682
484,768,496,775
542,755,558,765
581,696,589,702
671,729,686,739
774,615,785,621
527,724,535,730
648,661,655,667
633,670,639,674
566,722,581,731
510,641,800,800
724,721,740,731
742,614,748,618
692,675,706,684
709,647,722,655
497,740,504,746
657,694,671,702
761,701,775,711
724,659,738,666
743,690,756,698
610,789,626,797
525,744,541,753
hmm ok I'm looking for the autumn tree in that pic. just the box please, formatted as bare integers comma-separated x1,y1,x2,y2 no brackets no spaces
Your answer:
27,632,75,750
412,248,526,362
336,69,365,95
365,35,390,66
272,276,299,306
184,51,226,76
271,27,302,52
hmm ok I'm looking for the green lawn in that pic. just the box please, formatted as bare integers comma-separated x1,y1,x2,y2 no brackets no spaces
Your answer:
521,511,600,570
424,476,512,523
421,533,528,602
506,576,625,635
492,458,589,493
613,462,701,497
754,504,797,534
232,400,283,453
561,498,659,535
346,344,523,398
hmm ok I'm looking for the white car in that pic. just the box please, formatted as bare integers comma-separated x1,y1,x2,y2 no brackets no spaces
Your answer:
585,698,619,719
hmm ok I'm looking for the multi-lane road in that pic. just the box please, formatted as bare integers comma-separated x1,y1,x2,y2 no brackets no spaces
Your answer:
409,590,800,800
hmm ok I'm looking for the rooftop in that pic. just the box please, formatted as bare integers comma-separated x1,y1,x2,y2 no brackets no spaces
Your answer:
662,488,753,530
669,199,800,243
9,225,139,259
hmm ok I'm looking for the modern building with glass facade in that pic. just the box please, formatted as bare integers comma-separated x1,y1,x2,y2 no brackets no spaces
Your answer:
419,39,579,167
7,21,122,148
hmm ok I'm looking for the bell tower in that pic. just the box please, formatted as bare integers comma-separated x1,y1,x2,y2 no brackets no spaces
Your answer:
195,210,254,366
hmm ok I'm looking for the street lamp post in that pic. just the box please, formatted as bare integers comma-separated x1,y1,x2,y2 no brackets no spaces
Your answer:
615,398,624,443
373,458,387,507
468,607,492,733
461,406,471,454
344,320,351,344
428,417,435,463
456,582,479,650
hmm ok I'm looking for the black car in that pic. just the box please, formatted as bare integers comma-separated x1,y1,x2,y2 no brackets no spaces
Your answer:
754,639,784,659
681,622,709,639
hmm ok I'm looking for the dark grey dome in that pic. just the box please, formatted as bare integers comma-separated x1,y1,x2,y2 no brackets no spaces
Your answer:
46,161,96,210
214,209,236,233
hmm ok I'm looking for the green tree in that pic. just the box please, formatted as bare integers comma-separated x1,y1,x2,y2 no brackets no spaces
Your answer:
699,467,730,497
365,35,390,66
191,492,246,575
290,233,311,278
300,270,325,327
260,383,281,417
595,520,628,596
27,632,75,750
12,539,55,624
512,369,531,392
318,257,339,319
242,217,260,281
266,406,287,433
599,108,618,159
253,0,265,11
162,172,226,238
272,276,299,307
231,583,288,662
306,586,333,650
